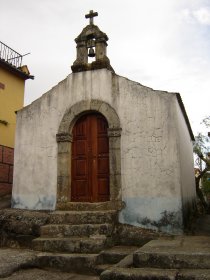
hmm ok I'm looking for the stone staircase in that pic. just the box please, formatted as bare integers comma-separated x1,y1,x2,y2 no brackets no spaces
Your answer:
1,202,145,275
100,236,210,280
2,207,210,279
30,203,121,274
32,205,118,254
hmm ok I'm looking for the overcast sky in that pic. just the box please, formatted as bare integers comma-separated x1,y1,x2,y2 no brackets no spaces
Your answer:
1,0,210,134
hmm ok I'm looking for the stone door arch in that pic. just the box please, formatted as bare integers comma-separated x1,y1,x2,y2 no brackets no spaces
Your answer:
56,100,122,208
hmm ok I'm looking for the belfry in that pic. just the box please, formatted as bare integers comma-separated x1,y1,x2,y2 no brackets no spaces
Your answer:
71,10,114,73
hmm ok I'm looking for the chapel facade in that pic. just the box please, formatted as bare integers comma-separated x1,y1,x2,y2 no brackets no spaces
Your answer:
12,11,196,234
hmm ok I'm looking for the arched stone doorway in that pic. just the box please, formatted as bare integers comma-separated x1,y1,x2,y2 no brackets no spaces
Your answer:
56,100,122,209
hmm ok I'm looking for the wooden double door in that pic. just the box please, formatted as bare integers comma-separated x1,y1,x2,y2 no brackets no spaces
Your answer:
71,113,110,202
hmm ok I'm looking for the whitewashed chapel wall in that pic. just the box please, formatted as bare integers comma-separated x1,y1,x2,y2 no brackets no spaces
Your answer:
12,69,195,233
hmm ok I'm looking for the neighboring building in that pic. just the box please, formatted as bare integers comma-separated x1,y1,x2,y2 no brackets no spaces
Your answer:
12,11,196,234
0,41,33,148
0,41,33,206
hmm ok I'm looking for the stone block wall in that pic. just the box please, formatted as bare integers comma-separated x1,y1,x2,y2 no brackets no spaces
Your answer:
0,145,14,198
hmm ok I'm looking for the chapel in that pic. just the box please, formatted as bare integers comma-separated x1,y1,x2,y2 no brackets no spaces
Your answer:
12,11,196,234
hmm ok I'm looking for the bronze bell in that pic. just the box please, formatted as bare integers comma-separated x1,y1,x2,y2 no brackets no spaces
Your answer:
88,47,95,57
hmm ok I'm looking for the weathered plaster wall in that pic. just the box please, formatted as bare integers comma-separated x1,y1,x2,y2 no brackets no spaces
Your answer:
12,69,195,233
13,70,114,210
117,80,183,234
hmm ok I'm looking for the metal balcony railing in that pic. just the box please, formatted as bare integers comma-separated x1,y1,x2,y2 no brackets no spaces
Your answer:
0,41,22,68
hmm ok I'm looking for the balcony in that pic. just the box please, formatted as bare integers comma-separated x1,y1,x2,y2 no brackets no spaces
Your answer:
0,41,22,68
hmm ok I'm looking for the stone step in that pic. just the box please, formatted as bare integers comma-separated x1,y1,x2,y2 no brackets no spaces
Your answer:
32,235,112,253
41,223,113,237
133,237,210,269
100,267,178,280
36,252,99,273
177,269,210,279
57,201,123,211
100,267,210,280
134,251,210,269
94,264,112,275
48,210,117,225
98,246,139,265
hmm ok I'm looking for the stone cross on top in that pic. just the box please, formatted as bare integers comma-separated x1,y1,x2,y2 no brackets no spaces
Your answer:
85,10,98,25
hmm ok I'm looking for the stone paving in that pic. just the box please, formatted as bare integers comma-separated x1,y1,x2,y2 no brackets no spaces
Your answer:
0,248,37,278
4,268,99,280
0,248,99,279
3,268,99,280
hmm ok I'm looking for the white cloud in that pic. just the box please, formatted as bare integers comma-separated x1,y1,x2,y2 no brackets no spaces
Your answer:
181,6,210,25
181,9,194,23
193,7,210,25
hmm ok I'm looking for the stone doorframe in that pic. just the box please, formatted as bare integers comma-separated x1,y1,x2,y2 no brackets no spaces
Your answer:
56,99,122,207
